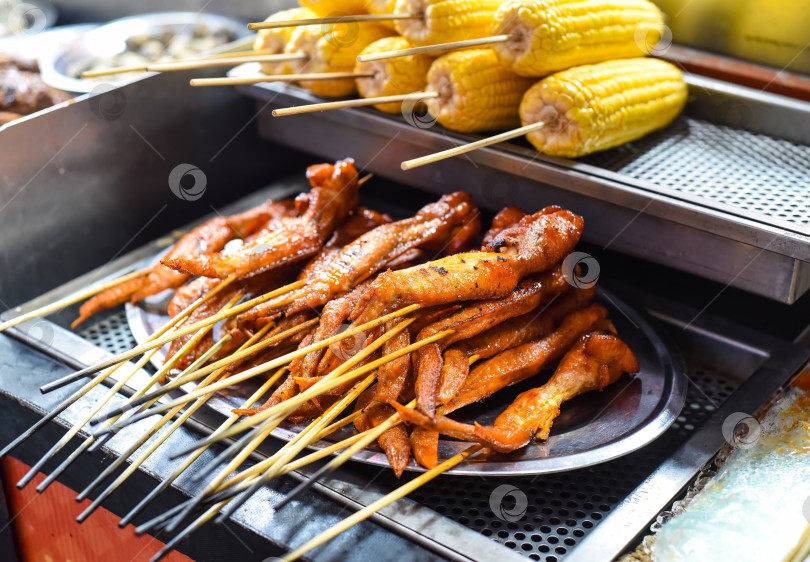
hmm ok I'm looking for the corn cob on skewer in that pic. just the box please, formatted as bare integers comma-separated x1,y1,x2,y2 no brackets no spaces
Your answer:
492,0,666,76
355,36,433,113
519,57,687,158
254,7,317,75
286,21,394,97
402,57,687,168
367,0,399,29
424,49,534,133
394,0,502,46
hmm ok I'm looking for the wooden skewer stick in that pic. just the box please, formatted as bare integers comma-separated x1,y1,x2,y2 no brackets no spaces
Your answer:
0,278,218,459
40,279,304,393
121,305,424,442
0,268,149,333
281,444,484,561
247,13,420,31
17,309,231,491
272,91,439,117
168,321,448,458
34,292,251,491
90,318,316,425
401,121,546,170
190,72,374,87
75,336,234,523
357,34,511,62
195,318,405,490
80,49,287,78
146,53,306,72
117,368,279,528
273,399,415,511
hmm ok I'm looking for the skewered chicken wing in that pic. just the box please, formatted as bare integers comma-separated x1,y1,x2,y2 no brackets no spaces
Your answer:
395,331,639,452
414,266,570,414
71,202,280,327
163,159,360,279
350,206,583,325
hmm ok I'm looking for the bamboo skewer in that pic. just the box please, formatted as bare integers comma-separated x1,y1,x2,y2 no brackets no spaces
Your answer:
167,320,446,459
248,13,420,31
356,34,512,62
90,318,316,425
0,268,149,333
190,72,374,87
401,121,547,170
110,305,423,440
274,399,416,511
40,278,304,393
118,361,280,527
145,53,306,72
80,49,288,78
281,444,484,561
0,283,214,459
74,336,234,523
272,91,439,117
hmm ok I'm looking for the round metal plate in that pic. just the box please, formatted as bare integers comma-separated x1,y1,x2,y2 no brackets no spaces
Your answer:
128,278,686,476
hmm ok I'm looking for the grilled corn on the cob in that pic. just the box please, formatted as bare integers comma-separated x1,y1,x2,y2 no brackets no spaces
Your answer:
254,7,317,75
395,0,502,46
355,37,433,113
425,49,534,133
286,22,394,97
492,0,666,77
519,57,687,158
299,0,368,16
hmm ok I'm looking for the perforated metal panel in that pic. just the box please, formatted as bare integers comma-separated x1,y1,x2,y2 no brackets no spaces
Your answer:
78,311,137,355
587,118,810,233
399,367,737,561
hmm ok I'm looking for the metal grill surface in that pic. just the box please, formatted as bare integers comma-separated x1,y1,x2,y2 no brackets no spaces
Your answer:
586,117,810,234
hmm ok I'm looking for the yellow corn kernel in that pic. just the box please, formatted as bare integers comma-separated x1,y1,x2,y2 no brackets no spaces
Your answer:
394,0,502,46
492,0,666,77
286,22,394,97
254,7,318,75
425,49,534,133
367,0,399,30
355,37,433,113
299,0,368,16
519,58,687,158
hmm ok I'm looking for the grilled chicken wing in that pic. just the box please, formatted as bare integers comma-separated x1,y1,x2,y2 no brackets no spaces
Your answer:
71,202,282,328
163,159,360,279
414,266,570,414
350,207,583,325
395,332,639,452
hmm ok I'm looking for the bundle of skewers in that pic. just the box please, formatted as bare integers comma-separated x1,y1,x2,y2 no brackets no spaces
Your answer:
90,0,689,169
0,158,641,561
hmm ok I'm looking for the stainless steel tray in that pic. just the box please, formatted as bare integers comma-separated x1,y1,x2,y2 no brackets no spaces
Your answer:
234,71,810,303
125,262,686,476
